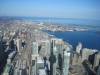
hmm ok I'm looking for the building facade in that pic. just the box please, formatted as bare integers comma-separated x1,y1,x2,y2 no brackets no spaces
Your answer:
32,42,38,55
45,40,50,55
35,56,44,75
97,66,100,75
93,52,100,71
50,46,58,75
62,47,71,75
82,48,98,62
76,42,82,53
0,34,4,63
16,39,22,52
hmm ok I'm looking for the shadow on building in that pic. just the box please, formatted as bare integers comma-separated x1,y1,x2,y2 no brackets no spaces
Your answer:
82,60,96,75
38,45,41,53
10,40,15,49
58,53,62,70
49,49,56,75
88,52,98,66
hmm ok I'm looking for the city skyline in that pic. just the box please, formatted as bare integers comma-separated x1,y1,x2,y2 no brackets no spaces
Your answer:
0,0,100,20
0,16,100,75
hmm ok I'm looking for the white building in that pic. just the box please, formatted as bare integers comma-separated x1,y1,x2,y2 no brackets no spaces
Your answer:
97,66,100,75
10,31,16,36
38,69,47,75
32,42,38,55
76,42,82,53
16,39,22,52
62,47,71,75
35,56,45,75
82,48,98,62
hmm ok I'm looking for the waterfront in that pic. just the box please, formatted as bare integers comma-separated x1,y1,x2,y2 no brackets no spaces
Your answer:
2,16,100,26
22,16,100,50
2,16,100,50
44,30,100,50
0,17,100,75
22,17,100,50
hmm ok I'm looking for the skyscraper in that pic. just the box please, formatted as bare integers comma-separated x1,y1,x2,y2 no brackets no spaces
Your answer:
31,42,39,65
70,50,82,65
56,39,64,55
32,42,38,55
76,42,82,53
35,56,44,75
0,33,3,63
93,52,100,71
56,39,64,70
82,48,98,62
50,38,56,49
45,40,50,55
62,47,71,75
16,39,22,52
10,39,15,49
50,46,57,75
97,66,100,75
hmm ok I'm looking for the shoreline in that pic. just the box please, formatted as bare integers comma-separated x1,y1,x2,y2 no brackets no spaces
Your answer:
43,30,100,50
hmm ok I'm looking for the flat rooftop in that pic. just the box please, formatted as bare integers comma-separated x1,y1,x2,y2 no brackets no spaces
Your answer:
3,65,12,73
37,56,44,63
38,69,46,75
70,50,81,56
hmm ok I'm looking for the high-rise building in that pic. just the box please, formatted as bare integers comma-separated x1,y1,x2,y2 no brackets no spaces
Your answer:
50,46,58,75
31,42,39,64
56,39,64,70
45,40,50,55
93,52,100,71
32,42,38,55
97,66,100,75
70,50,82,65
56,39,64,55
62,47,71,75
40,40,51,55
76,42,82,53
82,48,98,62
35,56,44,75
0,33,4,63
50,38,56,49
16,39,22,52
70,53,77,65
10,39,15,49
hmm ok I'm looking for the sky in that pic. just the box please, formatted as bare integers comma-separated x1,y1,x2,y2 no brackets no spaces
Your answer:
0,0,100,20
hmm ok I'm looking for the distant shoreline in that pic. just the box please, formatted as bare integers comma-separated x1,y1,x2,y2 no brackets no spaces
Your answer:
0,16,100,26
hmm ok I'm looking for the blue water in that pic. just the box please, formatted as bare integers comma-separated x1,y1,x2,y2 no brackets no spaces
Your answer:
1,16,100,50
24,17,100,25
44,30,100,50
1,16,100,26
22,17,100,26
20,16,100,50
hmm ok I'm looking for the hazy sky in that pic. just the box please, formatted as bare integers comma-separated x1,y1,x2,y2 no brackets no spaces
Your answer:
0,0,100,20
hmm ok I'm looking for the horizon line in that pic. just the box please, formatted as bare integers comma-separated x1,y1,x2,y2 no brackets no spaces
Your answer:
0,15,100,21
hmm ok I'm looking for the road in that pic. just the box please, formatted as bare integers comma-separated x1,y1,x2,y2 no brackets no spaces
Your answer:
18,28,36,75
10,26,36,75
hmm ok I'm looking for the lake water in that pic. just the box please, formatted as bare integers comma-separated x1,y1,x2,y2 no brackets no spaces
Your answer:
25,17,100,26
44,30,100,50
22,17,99,50
3,16,100,26
22,17,100,50
4,16,100,50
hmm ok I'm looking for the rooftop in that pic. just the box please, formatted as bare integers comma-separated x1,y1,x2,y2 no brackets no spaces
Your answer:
70,50,81,56
37,56,44,63
38,69,46,75
3,65,12,73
